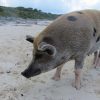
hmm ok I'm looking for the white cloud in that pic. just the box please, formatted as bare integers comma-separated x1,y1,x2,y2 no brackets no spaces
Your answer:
65,0,100,12
0,0,100,13
82,0,99,6
0,0,10,6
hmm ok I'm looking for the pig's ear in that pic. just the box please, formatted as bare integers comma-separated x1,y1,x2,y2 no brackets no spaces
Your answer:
38,42,57,57
26,35,34,43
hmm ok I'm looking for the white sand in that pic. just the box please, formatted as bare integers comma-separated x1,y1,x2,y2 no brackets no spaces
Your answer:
0,22,100,100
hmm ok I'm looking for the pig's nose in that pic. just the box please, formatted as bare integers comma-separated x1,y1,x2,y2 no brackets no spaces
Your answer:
21,68,41,78
21,71,30,78
34,68,41,76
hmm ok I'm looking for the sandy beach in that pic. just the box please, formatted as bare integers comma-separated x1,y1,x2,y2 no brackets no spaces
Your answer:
0,20,100,100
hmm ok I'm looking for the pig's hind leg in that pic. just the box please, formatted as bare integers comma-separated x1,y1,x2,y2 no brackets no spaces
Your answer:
52,64,64,81
93,51,98,66
94,51,100,68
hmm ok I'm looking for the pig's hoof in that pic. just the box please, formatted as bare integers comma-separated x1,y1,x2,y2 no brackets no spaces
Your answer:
92,64,96,68
52,76,60,81
75,85,81,90
94,66,97,69
72,82,81,90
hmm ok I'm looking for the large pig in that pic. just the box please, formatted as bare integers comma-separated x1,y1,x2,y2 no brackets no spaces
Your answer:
21,9,100,89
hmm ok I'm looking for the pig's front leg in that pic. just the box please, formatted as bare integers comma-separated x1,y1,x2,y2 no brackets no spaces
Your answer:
52,64,64,81
73,57,84,90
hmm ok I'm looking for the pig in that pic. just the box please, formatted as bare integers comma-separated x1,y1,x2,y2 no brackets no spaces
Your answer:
21,9,100,90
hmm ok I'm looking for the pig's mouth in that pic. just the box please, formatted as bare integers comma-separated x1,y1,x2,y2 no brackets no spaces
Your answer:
33,69,41,76
21,68,41,78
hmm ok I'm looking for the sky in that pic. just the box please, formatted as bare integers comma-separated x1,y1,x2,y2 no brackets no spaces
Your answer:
0,0,100,14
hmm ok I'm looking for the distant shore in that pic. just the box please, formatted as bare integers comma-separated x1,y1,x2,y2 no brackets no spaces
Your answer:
0,17,53,26
0,6,60,19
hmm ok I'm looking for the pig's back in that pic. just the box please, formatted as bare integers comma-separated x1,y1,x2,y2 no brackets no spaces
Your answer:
37,10,100,54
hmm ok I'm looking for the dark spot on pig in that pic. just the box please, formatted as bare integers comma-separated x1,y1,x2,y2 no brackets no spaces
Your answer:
77,11,83,14
96,36,100,42
67,16,77,21
42,37,54,44
93,28,96,36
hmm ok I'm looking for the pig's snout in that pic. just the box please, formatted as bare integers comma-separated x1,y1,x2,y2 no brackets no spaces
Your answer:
21,71,30,78
21,68,41,78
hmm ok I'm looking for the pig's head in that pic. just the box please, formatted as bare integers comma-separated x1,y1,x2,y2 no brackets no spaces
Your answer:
21,35,64,78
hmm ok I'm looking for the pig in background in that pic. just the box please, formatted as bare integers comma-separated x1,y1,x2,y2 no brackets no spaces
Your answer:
21,9,100,90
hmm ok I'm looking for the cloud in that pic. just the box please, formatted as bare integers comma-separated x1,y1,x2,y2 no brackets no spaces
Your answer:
65,0,100,12
0,0,10,6
82,0,99,6
0,0,100,14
